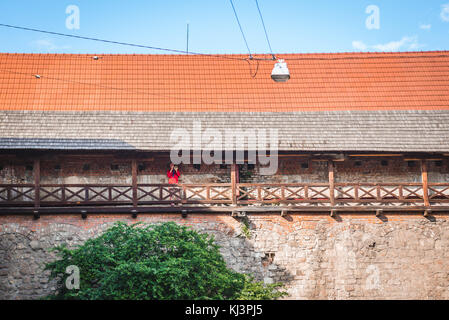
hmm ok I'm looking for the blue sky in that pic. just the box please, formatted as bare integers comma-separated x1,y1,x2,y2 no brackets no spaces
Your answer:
0,0,449,55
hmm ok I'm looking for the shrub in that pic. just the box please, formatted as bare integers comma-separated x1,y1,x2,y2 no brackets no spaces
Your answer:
237,275,288,300
45,222,287,300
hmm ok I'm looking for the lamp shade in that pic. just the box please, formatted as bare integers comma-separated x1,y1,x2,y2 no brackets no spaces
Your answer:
271,59,290,82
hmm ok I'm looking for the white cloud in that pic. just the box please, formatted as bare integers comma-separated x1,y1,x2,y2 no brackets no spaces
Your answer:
352,41,368,51
31,39,71,51
441,4,449,22
352,36,424,52
372,36,417,51
419,24,431,30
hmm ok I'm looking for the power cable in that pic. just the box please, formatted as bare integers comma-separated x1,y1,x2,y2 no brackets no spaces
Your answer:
1,23,448,63
246,59,260,78
0,23,247,61
254,0,275,60
228,0,253,59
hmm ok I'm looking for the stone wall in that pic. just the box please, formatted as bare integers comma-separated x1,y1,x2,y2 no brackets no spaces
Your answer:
1,213,449,300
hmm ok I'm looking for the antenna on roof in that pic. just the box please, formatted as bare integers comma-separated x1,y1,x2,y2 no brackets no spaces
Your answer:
186,21,189,55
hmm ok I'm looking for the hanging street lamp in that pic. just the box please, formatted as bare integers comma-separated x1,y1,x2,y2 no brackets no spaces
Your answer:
271,59,290,82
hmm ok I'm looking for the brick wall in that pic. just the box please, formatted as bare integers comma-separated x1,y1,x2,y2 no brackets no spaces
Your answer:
335,158,422,183
237,159,328,183
428,159,449,182
0,156,231,184
1,212,449,300
0,163,34,184
1,156,449,185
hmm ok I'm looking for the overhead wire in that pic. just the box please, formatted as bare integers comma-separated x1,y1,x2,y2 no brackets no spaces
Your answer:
0,22,276,78
246,59,260,78
254,0,276,60
0,23,248,62
1,23,447,75
228,0,253,59
1,23,448,62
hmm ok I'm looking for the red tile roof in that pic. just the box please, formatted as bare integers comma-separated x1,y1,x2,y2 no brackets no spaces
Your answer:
1,51,449,112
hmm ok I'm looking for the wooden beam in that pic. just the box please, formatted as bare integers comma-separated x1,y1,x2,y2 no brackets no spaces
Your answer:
231,164,239,205
1,205,449,215
328,160,335,206
421,160,430,207
33,159,40,209
405,157,444,161
349,154,403,157
276,154,310,158
312,158,345,162
132,159,137,207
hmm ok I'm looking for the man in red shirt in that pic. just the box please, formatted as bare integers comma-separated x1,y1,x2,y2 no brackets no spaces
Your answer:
167,163,181,184
167,163,181,205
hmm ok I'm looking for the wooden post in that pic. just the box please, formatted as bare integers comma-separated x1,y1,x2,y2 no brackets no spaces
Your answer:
132,159,137,207
34,159,40,209
421,160,430,207
328,160,335,206
376,209,383,217
231,164,239,205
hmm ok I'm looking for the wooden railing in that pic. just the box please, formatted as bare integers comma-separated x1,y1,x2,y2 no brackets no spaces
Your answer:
0,183,233,207
334,183,425,203
428,183,449,203
236,183,331,204
1,182,449,208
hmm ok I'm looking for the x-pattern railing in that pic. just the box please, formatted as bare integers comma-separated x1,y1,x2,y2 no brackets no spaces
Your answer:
236,183,331,203
0,185,35,203
0,182,448,207
428,183,449,202
334,183,425,202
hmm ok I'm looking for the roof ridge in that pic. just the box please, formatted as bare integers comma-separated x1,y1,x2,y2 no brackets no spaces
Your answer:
0,50,449,57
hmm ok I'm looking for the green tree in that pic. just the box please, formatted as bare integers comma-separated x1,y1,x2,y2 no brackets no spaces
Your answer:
237,275,287,300
45,222,287,300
